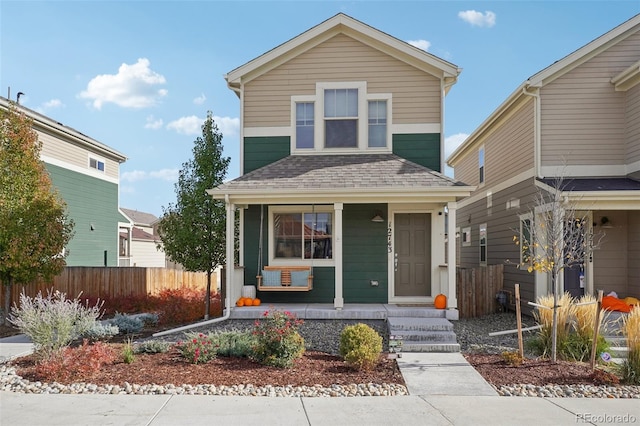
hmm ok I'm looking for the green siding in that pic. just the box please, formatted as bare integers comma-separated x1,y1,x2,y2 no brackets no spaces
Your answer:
45,163,121,266
243,203,388,303
393,133,441,172
244,137,290,174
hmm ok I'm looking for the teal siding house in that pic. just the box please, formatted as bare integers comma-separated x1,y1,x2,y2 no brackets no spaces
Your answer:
208,14,473,315
1,97,128,267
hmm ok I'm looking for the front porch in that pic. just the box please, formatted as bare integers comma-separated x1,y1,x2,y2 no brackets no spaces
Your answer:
229,303,457,320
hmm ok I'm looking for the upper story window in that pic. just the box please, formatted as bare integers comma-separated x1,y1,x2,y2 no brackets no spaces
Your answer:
89,156,105,172
296,102,314,149
324,88,358,148
291,82,391,153
368,100,387,148
478,146,485,184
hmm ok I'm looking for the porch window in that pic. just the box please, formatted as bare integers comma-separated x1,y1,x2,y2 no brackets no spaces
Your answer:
324,88,358,148
368,100,387,147
273,210,333,261
519,214,533,270
479,223,487,265
296,102,314,149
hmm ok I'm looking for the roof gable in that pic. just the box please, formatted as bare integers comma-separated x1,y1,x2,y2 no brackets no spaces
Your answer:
225,13,460,92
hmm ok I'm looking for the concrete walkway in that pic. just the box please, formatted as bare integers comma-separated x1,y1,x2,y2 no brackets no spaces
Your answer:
1,334,639,425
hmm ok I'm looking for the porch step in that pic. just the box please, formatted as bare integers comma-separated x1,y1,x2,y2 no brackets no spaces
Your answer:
385,306,447,318
387,317,460,353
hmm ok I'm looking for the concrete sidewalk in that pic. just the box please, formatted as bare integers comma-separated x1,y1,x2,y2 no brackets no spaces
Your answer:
1,335,639,425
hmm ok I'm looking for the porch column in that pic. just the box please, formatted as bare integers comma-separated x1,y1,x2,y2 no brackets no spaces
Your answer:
334,202,344,309
225,196,234,314
447,201,458,312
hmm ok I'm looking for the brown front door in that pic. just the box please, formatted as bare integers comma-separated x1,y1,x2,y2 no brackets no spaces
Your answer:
394,213,431,297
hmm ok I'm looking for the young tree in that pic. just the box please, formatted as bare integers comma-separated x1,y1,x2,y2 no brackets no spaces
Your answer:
0,102,74,324
157,112,230,320
514,175,604,362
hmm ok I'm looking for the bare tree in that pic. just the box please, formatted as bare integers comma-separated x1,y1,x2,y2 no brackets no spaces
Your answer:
514,175,604,362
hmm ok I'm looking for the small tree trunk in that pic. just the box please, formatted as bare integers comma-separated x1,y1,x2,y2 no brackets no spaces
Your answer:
551,269,558,363
204,270,211,320
3,277,13,326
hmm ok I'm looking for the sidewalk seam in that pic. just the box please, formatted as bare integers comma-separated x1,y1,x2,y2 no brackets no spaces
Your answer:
145,394,174,426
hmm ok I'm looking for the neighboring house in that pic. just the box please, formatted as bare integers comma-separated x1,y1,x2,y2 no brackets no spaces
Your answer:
0,96,128,267
207,14,473,313
119,208,166,267
447,15,640,310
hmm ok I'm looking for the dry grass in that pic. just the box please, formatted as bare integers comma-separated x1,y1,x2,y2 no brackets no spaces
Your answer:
533,292,576,345
622,306,640,384
573,294,609,338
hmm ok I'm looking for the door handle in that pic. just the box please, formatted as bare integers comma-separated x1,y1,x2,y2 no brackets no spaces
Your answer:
394,253,398,271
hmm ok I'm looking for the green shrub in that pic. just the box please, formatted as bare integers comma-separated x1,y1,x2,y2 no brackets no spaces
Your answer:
108,313,146,334
339,323,382,370
9,290,103,360
83,322,120,342
134,340,172,354
252,309,305,368
175,332,218,364
208,330,256,358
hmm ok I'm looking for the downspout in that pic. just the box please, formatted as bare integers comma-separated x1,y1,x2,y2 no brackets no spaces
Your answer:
153,194,234,337
521,84,541,178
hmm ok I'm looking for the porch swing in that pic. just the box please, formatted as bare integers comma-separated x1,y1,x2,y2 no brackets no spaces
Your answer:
256,204,314,291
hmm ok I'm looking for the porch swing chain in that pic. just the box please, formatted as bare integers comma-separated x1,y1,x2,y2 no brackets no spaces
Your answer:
258,204,264,275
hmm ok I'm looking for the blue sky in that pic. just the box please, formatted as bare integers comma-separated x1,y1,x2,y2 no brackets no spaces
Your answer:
2,1,638,217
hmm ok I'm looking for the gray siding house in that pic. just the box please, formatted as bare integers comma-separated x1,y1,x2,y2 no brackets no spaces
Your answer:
448,14,640,310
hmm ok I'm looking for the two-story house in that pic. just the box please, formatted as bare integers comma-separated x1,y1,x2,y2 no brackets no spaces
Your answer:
447,14,640,310
119,208,166,267
0,96,128,267
208,14,472,314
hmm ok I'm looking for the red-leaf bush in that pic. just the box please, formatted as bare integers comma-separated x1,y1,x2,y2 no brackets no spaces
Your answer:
35,340,117,382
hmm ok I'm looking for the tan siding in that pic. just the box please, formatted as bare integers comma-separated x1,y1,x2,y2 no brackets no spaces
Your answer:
626,83,640,164
452,99,534,189
540,32,640,167
38,129,120,180
627,211,640,297
484,100,535,187
244,33,441,127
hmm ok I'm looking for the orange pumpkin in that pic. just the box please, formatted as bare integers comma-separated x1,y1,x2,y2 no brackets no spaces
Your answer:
252,298,261,306
243,297,253,306
236,298,245,307
434,294,447,309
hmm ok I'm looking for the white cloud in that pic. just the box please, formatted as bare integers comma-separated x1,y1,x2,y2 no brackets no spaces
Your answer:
78,58,168,109
43,99,63,109
407,39,431,51
193,93,206,105
214,116,240,137
458,10,496,28
445,133,469,158
166,115,240,137
166,115,203,135
121,168,178,183
145,115,163,130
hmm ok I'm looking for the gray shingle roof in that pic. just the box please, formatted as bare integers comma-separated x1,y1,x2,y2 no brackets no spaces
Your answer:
215,154,467,193
121,208,159,226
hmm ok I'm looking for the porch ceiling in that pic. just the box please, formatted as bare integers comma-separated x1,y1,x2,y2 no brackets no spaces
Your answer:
208,154,473,204
538,177,640,210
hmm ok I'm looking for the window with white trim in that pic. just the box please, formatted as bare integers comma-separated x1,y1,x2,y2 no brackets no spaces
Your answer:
368,100,387,147
295,102,314,149
270,206,334,265
324,88,358,148
479,223,487,265
462,227,471,247
290,82,391,153
89,156,105,172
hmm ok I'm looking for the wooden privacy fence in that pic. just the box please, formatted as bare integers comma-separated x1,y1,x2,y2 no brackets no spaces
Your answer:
1,267,214,308
456,264,504,319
